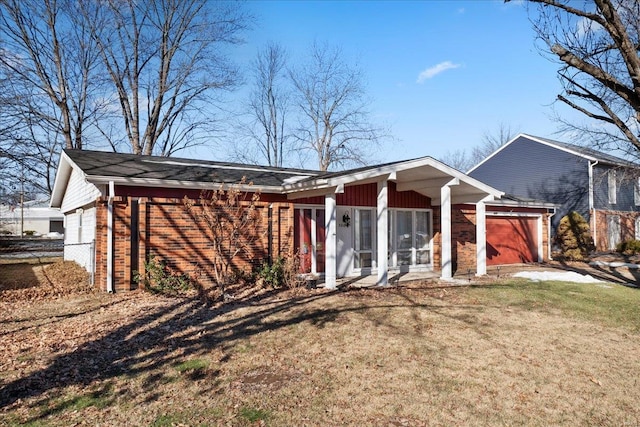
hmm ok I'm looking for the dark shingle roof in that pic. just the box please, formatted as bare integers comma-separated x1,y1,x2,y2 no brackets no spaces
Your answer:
65,149,325,187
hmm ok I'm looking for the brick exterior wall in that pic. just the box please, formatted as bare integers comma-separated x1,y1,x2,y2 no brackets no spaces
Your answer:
92,189,553,291
93,194,293,292
593,209,640,251
453,206,478,273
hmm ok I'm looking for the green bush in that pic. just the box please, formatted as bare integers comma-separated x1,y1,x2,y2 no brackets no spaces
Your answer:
258,258,285,288
556,211,594,261
134,255,194,295
23,230,36,236
617,239,640,255
257,256,302,289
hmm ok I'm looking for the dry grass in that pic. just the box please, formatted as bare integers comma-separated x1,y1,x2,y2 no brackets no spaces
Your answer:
0,258,92,302
0,266,639,426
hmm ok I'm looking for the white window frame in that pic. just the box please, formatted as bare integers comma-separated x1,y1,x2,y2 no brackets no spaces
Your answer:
635,177,640,206
608,169,617,204
353,208,376,270
76,208,84,243
388,209,433,268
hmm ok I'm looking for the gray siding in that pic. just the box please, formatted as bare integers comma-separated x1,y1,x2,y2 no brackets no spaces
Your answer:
593,165,640,212
469,136,590,227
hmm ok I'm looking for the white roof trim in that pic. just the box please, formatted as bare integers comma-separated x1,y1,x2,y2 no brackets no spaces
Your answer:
486,199,558,209
283,156,503,199
50,151,92,208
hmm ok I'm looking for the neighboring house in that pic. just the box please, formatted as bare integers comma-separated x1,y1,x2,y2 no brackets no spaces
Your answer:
0,198,64,236
50,149,555,292
468,133,640,251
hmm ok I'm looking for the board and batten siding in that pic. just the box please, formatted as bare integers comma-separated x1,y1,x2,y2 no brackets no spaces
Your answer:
469,135,590,227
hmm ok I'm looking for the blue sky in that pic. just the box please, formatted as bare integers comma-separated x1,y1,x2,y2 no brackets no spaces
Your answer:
218,0,578,166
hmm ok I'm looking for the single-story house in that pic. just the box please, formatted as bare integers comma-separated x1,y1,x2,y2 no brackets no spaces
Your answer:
50,149,555,292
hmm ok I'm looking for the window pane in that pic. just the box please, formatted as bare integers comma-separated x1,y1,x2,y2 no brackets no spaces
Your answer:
415,211,430,250
417,250,430,265
608,170,617,204
396,211,412,250
356,252,372,268
359,210,372,250
397,250,412,265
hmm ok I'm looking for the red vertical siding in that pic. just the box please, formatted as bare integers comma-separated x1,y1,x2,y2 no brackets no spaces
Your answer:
293,182,431,208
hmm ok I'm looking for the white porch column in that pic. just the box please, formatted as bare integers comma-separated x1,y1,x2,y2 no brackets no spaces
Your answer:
440,184,453,280
475,200,487,276
325,192,337,289
377,179,389,286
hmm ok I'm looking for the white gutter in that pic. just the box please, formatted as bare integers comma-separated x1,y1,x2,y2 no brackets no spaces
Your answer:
106,180,115,293
588,160,599,247
548,207,556,261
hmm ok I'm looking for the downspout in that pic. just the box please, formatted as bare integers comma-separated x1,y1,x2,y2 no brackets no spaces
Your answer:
106,181,115,293
588,160,599,249
547,207,556,261
268,204,273,265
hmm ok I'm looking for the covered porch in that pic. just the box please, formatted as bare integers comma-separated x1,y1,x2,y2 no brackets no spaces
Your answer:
283,157,504,289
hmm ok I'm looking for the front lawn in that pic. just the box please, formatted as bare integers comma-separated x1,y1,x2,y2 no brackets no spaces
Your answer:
1,273,639,426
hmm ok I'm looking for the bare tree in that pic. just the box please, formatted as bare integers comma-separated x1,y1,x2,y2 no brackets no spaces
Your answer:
235,42,291,167
438,123,519,171
289,42,384,171
0,0,106,197
0,0,248,199
438,148,471,172
519,0,640,157
0,0,101,151
183,179,263,292
470,123,519,166
80,0,247,156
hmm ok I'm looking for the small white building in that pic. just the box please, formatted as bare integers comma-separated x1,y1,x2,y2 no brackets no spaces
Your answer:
0,198,64,236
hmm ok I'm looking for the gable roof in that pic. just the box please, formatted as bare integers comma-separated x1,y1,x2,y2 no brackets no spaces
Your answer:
283,155,504,204
64,149,323,187
468,133,640,173
51,148,508,208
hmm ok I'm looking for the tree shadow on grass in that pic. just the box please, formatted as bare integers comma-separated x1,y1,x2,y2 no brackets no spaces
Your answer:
551,259,640,288
0,283,479,418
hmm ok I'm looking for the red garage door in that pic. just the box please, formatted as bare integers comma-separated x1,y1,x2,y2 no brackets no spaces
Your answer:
486,216,538,265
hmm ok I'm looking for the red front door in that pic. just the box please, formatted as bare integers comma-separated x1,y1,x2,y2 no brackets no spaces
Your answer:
294,208,325,273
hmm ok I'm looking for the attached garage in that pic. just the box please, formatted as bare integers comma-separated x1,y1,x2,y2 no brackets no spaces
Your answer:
486,214,540,265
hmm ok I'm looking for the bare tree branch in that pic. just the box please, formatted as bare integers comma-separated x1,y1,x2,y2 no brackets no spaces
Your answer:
289,42,386,171
520,0,640,155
